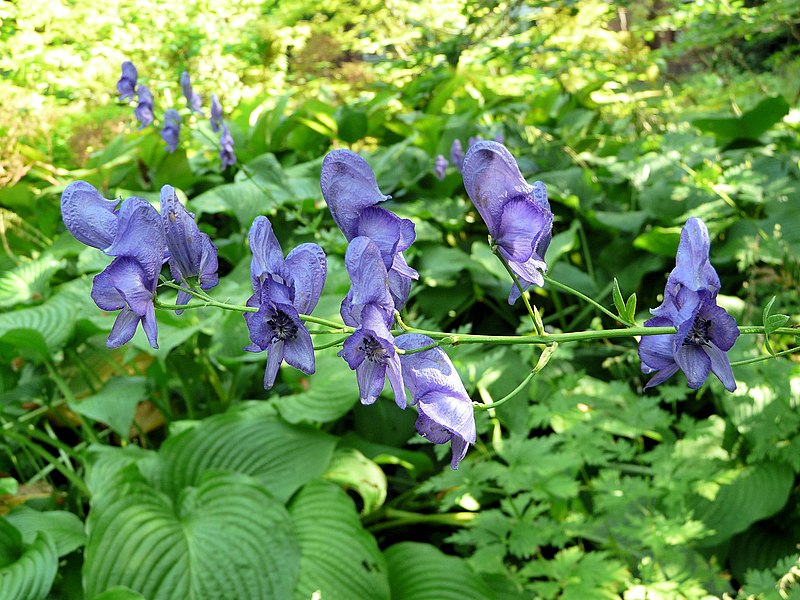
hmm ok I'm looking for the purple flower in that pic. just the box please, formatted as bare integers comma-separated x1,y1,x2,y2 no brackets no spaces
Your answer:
134,85,154,129
90,197,165,348
161,109,181,153
219,124,236,169
639,218,740,391
395,334,476,469
462,141,553,305
210,93,223,133
338,237,405,407
60,181,119,251
434,154,448,180
116,61,138,103
467,135,483,147
320,149,418,310
450,139,464,172
180,71,203,115
244,217,326,389
160,185,219,312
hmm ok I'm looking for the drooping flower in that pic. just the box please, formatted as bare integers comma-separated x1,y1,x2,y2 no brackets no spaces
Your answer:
395,333,476,469
450,139,464,172
320,149,418,310
116,61,138,103
434,154,448,180
60,181,119,251
160,185,218,312
134,85,154,129
210,93,223,133
638,218,740,391
462,140,553,305
243,216,326,389
161,109,181,153
339,236,406,407
180,71,203,114
219,124,236,169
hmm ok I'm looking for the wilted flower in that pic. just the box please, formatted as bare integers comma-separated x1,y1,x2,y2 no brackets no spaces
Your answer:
639,218,739,391
395,333,476,469
219,124,236,169
161,109,181,153
244,217,326,389
160,185,218,312
434,154,448,180
116,61,138,103
462,141,553,304
180,71,203,114
450,139,464,172
134,85,154,129
210,93,223,133
339,236,405,407
60,181,119,251
320,149,418,310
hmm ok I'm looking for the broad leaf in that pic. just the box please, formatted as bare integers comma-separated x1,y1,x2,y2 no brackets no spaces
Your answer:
5,506,85,557
0,519,58,600
323,448,387,514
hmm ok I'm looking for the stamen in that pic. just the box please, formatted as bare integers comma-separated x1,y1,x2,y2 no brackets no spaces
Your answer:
268,311,298,341
359,335,388,363
683,317,712,346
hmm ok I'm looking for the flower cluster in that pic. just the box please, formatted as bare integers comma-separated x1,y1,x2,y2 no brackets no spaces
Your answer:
639,218,740,391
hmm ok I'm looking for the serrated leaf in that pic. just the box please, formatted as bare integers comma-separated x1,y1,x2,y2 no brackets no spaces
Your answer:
68,377,148,438
384,542,493,599
289,480,390,600
5,506,86,557
84,468,299,600
0,520,58,600
323,448,387,514
0,255,64,308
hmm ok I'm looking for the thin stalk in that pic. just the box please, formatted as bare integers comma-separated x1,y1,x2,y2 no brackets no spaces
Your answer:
2,430,90,497
492,246,544,335
544,275,621,324
366,508,476,534
313,335,350,351
730,345,800,367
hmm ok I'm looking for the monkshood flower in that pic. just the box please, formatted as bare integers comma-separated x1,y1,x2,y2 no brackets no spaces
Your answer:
160,185,218,312
339,236,405,407
210,93,223,133
161,109,181,153
463,141,553,305
180,71,203,114
434,154,448,180
450,139,464,172
60,181,119,251
134,85,154,129
116,61,137,103
244,216,326,389
639,218,739,391
90,197,166,349
219,124,236,169
395,334,476,469
320,149,419,310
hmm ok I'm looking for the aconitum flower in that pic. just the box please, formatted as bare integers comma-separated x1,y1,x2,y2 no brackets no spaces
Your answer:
434,154,448,180
320,149,418,310
639,218,740,391
180,71,203,114
160,185,218,311
244,216,326,389
116,61,137,103
462,141,553,305
134,85,154,129
339,236,405,407
395,334,476,469
450,139,464,172
60,181,119,251
161,109,181,153
219,124,236,169
210,94,223,133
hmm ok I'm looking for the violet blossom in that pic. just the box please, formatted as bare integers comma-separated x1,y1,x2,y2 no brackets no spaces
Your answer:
180,71,203,114
134,85,154,129
210,93,223,133
60,181,119,251
161,109,181,153
450,139,464,172
434,154,448,180
219,124,236,169
116,61,137,103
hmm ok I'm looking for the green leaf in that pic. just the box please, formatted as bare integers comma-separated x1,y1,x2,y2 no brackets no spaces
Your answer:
762,296,790,356
0,255,64,308
693,96,791,141
384,542,494,600
0,328,51,361
68,377,148,438
191,180,271,227
84,468,299,600
323,448,387,515
337,107,368,144
5,507,86,557
289,480,390,600
0,519,58,600
624,292,637,323
91,587,147,600
633,227,682,257
611,278,626,320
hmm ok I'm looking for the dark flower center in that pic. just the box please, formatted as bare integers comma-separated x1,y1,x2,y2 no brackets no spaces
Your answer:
268,311,298,341
359,335,388,363
683,316,712,346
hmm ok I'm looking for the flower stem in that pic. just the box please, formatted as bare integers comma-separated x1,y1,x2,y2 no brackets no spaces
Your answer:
730,345,800,367
543,274,623,324
491,245,545,335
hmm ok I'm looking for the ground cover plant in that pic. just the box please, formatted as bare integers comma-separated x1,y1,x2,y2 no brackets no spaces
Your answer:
2,1,800,598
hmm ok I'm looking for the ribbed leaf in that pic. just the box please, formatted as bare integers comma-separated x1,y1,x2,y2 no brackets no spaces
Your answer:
323,448,387,514
4,507,85,557
151,411,336,502
0,255,64,308
289,480,390,600
91,587,147,600
84,467,299,600
0,519,58,600
384,542,493,600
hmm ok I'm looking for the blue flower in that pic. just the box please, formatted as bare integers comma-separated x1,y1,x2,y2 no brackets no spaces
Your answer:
434,154,448,180
450,139,464,172
116,61,137,103
639,218,740,391
160,185,218,312
210,93,223,133
462,141,553,305
219,124,236,169
180,71,203,115
60,181,119,251
134,85,154,129
320,149,418,310
161,109,181,153
244,217,327,389
338,236,405,407
395,334,476,469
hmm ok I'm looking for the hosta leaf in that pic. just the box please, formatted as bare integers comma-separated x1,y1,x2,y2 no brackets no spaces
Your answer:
323,448,387,514
5,506,85,557
0,255,64,307
289,480,390,600
68,376,148,438
0,519,58,600
91,587,147,600
384,542,493,600
84,468,299,600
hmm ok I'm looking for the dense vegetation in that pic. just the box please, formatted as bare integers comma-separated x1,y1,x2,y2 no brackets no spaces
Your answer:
1,1,800,598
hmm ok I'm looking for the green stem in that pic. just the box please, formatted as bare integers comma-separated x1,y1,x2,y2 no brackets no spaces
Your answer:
730,345,800,367
313,335,350,351
366,508,476,533
544,275,622,324
492,245,544,334
475,369,536,411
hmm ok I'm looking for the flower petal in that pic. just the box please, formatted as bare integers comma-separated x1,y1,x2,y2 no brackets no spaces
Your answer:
671,217,721,294
285,243,327,314
355,206,402,269
282,324,316,376
496,198,551,263
60,181,119,251
105,197,165,286
704,342,737,392
161,185,206,282
342,237,393,318
249,216,287,287
356,358,386,405
106,308,141,349
700,302,740,352
643,363,680,389
674,343,712,389
638,317,678,371
263,340,285,389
